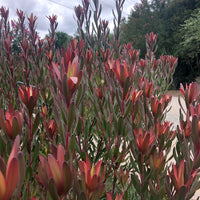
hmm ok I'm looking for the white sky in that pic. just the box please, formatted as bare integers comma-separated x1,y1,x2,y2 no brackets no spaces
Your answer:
0,0,140,37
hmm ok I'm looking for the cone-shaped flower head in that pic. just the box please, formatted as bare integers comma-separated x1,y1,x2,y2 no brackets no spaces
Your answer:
0,105,23,139
168,159,198,192
106,192,123,200
18,85,38,116
180,82,199,105
0,135,24,200
139,78,153,98
150,151,165,172
150,95,171,119
38,144,72,197
52,53,82,107
112,59,134,88
134,128,155,154
78,156,105,194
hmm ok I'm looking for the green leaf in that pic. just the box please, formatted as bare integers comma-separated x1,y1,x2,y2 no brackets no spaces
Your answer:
49,178,59,200
79,192,87,200
62,73,70,105
12,117,21,138
32,113,41,136
76,84,84,106
26,166,33,180
176,186,186,200
68,135,76,152
118,117,123,135
77,117,82,136
123,77,130,99
61,109,67,124
192,115,199,148
68,102,75,132
80,152,86,161
16,152,25,195
124,101,133,118
0,157,6,176
131,173,141,194
62,162,72,194
194,152,200,169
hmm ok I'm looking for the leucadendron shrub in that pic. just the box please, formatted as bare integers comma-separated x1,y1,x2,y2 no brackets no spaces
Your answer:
0,1,199,199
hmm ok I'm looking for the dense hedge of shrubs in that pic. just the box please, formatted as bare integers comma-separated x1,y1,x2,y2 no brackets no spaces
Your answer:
0,1,200,199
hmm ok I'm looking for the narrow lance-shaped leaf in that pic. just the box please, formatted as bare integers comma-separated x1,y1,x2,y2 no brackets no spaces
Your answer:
192,115,199,150
4,158,19,200
49,178,59,200
68,102,75,132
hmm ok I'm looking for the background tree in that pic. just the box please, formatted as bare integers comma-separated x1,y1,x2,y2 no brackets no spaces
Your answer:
179,8,200,74
121,0,200,88
55,31,72,49
121,0,166,57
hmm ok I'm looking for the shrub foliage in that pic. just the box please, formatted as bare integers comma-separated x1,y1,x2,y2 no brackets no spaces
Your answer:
0,1,200,200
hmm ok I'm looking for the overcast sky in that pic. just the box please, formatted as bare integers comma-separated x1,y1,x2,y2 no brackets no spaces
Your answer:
0,0,140,38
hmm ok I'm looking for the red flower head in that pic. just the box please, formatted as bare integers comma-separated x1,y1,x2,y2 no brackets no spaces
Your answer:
139,78,153,98
128,49,140,65
145,32,157,51
159,55,178,73
134,128,155,154
139,59,146,72
160,94,172,109
156,121,174,139
115,167,129,187
112,59,135,88
0,136,25,200
18,85,38,116
28,13,37,30
112,59,128,88
190,104,200,117
52,54,82,107
179,120,192,138
0,105,23,139
86,49,92,64
47,14,57,28
168,159,198,192
78,156,105,196
96,86,104,100
180,82,199,105
41,106,47,120
0,6,9,21
106,192,123,200
46,50,53,62
150,151,165,171
150,96,161,118
74,5,83,27
150,95,171,119
131,89,143,104
38,144,72,198
44,119,57,140
16,9,25,24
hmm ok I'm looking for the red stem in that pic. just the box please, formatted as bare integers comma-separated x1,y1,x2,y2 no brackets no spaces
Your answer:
140,155,144,200
65,131,70,154
157,175,160,192
28,115,32,200
121,99,124,117
28,115,32,165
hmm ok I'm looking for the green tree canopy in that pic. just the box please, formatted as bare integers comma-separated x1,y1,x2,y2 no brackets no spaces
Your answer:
180,9,200,60
55,31,72,49
120,0,200,88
